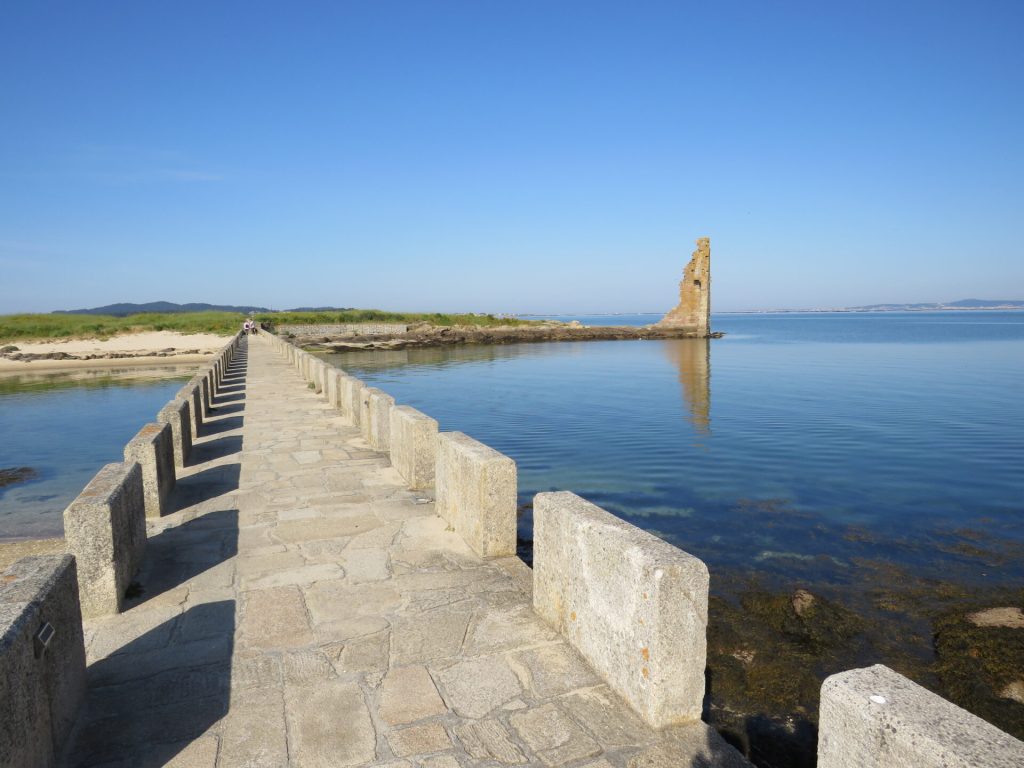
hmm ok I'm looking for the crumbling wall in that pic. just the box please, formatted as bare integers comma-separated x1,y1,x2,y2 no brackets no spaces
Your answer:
657,237,711,336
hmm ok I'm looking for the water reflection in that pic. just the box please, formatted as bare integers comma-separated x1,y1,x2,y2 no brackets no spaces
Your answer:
662,339,711,433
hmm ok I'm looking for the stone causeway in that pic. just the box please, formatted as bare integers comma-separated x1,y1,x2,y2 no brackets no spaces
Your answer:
59,335,748,768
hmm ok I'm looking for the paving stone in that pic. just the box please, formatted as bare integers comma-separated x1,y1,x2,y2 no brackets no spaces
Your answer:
454,719,528,764
419,756,463,768
219,687,288,768
559,686,649,748
275,516,382,543
626,729,751,768
341,548,390,583
240,562,344,590
388,721,453,758
436,655,524,718
304,581,401,626
511,643,600,699
285,679,376,768
463,602,558,656
509,703,601,767
282,648,337,686
164,734,219,767
379,665,448,725
392,608,474,664
238,586,312,649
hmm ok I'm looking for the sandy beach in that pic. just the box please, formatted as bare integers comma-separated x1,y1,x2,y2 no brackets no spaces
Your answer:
0,330,234,374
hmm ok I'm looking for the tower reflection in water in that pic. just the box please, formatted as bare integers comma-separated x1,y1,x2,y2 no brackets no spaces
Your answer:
661,338,711,434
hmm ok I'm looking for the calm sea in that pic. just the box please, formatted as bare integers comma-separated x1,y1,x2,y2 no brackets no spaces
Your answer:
0,368,192,540
327,311,1024,596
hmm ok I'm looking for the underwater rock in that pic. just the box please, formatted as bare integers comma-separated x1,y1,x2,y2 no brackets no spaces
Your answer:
0,466,38,488
933,599,1024,740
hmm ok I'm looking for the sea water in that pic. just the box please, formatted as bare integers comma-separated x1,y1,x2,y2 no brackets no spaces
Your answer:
0,368,193,540
327,311,1024,594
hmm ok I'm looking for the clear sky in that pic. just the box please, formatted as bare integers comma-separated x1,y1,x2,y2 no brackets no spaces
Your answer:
1,1,1022,314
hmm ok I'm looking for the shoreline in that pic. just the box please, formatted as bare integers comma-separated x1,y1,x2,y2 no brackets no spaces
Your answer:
0,329,233,374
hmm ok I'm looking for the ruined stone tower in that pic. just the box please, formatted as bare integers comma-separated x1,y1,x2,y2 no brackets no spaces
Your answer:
656,237,711,336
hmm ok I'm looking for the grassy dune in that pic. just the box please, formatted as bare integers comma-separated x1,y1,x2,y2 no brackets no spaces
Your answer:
255,310,536,328
0,310,536,343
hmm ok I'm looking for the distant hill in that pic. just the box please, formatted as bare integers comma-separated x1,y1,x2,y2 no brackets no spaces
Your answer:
847,299,1024,311
52,302,354,316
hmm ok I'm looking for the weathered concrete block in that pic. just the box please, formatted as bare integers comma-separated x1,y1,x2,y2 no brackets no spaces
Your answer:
361,388,395,451
63,462,146,618
0,555,86,765
178,379,204,435
818,664,1024,768
205,367,217,407
313,359,325,395
123,422,176,518
532,491,709,728
342,377,366,427
435,432,516,558
326,369,345,410
157,397,192,468
389,406,438,490
199,372,214,418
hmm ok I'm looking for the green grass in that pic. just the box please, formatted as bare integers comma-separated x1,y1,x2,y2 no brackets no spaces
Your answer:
0,309,539,343
253,310,538,328
0,312,245,343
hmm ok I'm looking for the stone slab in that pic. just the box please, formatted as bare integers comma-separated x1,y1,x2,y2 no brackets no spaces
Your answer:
532,491,708,727
63,461,146,618
390,406,438,490
124,422,176,517
435,432,516,559
818,664,1024,768
157,397,193,468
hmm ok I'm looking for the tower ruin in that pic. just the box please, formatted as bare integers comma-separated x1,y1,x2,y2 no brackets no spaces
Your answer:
655,237,711,336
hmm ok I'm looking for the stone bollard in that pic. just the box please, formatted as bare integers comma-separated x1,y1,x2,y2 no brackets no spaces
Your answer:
326,369,346,410
313,359,325,395
123,422,176,518
63,462,146,618
360,388,395,450
390,406,439,489
205,367,217,407
0,555,87,767
532,491,709,728
157,398,192,468
178,378,204,436
342,377,366,427
435,432,517,558
818,664,1024,767
199,372,214,419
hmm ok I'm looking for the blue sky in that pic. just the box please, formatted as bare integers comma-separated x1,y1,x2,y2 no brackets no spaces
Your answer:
1,1,1022,313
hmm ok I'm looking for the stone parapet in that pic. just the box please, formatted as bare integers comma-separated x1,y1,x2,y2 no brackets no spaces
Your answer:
342,376,366,427
818,664,1024,767
532,491,709,728
62,462,146,618
435,432,517,558
177,378,204,436
0,555,86,768
389,406,438,490
156,398,192,469
123,422,176,518
325,368,341,408
362,388,395,451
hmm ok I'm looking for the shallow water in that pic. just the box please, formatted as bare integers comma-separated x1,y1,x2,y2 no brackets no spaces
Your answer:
328,312,1024,593
0,367,195,540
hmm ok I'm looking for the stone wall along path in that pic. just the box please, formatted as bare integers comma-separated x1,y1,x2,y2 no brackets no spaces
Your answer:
61,335,749,768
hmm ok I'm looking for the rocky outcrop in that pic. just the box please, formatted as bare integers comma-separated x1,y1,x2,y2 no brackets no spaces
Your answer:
656,237,712,336
290,323,722,352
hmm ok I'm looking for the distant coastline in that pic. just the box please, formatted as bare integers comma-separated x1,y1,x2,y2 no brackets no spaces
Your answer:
521,300,1024,317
